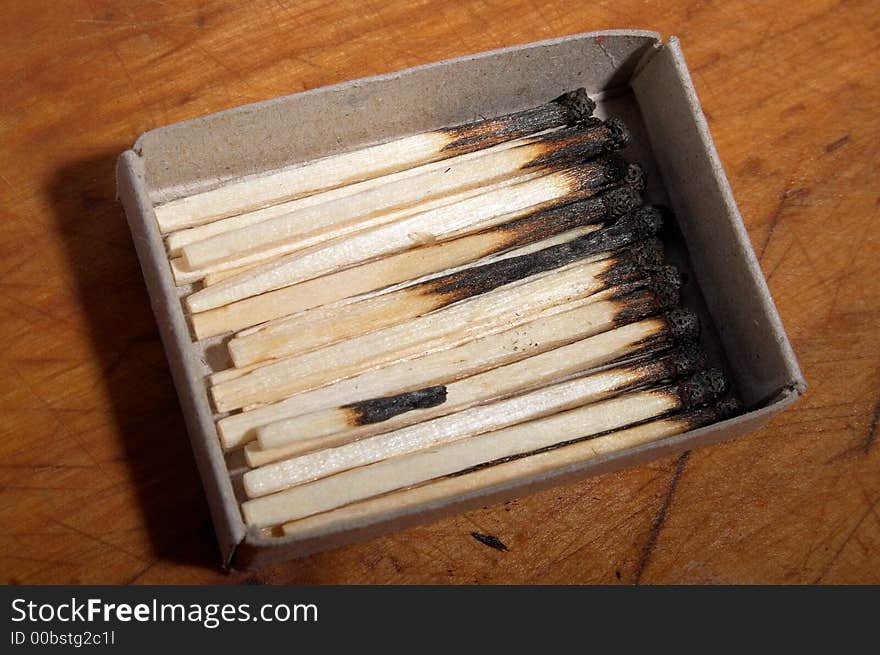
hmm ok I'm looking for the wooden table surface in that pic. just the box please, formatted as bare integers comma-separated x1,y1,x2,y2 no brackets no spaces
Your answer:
1,0,877,585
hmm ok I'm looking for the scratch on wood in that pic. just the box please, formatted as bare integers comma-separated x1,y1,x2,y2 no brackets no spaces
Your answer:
811,494,880,583
864,396,880,454
758,187,809,261
634,451,690,584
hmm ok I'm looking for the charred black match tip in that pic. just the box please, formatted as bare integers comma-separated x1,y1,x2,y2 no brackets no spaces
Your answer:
603,117,630,150
552,88,597,123
618,205,664,238
601,185,642,219
678,368,727,408
665,308,700,342
345,385,448,425
685,396,743,429
665,343,708,378
714,397,743,420
648,265,682,309
625,237,665,270
600,154,631,183
624,163,647,191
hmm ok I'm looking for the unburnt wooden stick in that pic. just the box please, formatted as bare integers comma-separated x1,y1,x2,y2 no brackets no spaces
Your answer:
254,324,703,456
169,170,548,286
228,207,664,365
153,89,597,232
220,299,694,452
184,167,643,313
190,190,642,339
180,121,629,270
241,369,727,524
279,399,742,538
218,244,663,393
164,132,548,255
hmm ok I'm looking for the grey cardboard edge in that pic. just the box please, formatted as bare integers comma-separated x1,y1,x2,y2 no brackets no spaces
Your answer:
234,389,800,569
631,37,807,406
115,152,246,567
134,30,662,204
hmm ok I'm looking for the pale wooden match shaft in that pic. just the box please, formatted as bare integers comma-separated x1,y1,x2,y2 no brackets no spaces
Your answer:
164,135,539,255
228,211,660,364
280,406,723,538
185,165,629,314
213,256,638,398
242,384,690,527
241,300,682,466
191,216,599,339
208,227,603,387
169,171,545,286
254,327,698,455
154,90,596,232
217,298,678,451
243,355,703,499
227,248,615,367
181,126,624,270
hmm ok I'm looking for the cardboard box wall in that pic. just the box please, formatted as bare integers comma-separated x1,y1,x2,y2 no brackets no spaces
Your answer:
116,30,805,570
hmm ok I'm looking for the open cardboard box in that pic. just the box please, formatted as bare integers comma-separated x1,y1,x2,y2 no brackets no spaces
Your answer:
116,30,806,570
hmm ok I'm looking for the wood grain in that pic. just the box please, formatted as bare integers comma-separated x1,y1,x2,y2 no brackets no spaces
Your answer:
1,0,877,584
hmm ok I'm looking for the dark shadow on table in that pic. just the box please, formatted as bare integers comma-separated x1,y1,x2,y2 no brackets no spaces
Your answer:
47,153,219,577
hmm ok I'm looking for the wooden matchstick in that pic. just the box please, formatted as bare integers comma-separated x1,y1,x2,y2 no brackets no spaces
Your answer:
211,253,668,411
163,132,551,255
243,349,710,499
153,89,597,232
190,189,642,339
184,167,644,313
278,399,742,538
168,170,546,286
218,242,664,389
179,121,629,271
227,208,664,365
191,222,599,339
170,168,554,286
241,369,728,526
253,331,705,458
220,302,696,452
241,301,693,467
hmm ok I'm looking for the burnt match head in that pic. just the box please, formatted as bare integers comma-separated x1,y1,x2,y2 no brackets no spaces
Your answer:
678,368,727,408
666,343,708,378
598,155,630,183
619,206,664,238
626,237,665,270
624,163,647,191
665,308,700,343
648,265,682,309
601,185,642,219
685,396,743,429
552,88,597,124
714,396,743,420
603,117,630,150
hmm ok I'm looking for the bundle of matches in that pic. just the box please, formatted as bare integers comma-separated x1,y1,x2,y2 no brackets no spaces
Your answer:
278,399,742,540
151,88,740,533
243,367,730,528
155,89,598,231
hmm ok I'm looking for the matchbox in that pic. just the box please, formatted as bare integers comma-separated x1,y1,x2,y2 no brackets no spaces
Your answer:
116,30,805,570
